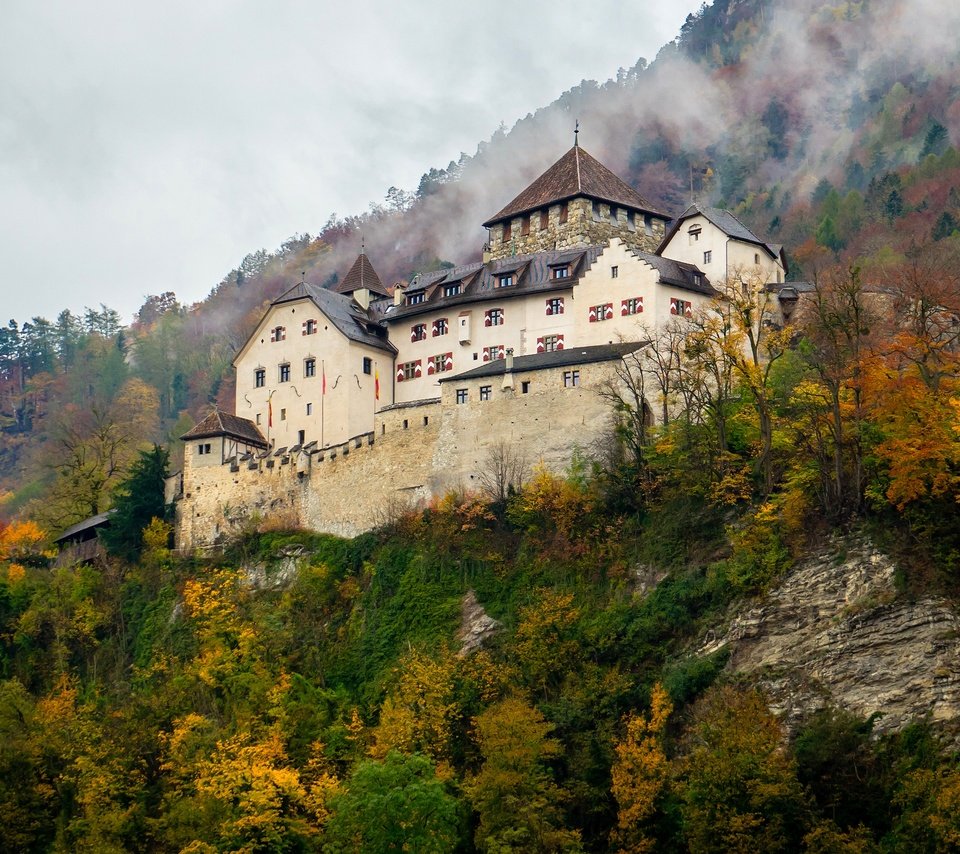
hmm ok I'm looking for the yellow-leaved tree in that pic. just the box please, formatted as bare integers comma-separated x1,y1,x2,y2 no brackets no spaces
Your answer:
611,682,673,853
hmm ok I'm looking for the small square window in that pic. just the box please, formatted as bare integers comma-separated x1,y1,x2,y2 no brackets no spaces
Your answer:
306,402,313,415
280,408,286,421
403,419,409,429
521,381,530,394
479,385,492,401
255,368,265,388
611,266,618,278
362,357,372,375
704,250,712,264
256,414,261,425
456,388,468,404
563,370,580,388
304,358,316,378
279,363,290,383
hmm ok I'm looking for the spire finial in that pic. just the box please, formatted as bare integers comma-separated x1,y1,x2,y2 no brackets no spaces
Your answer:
361,232,365,254
300,271,305,283
574,119,580,147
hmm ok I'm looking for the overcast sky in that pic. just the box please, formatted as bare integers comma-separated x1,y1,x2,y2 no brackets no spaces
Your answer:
1,1,694,324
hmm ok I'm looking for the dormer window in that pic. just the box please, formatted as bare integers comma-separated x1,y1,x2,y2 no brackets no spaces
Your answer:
688,225,702,244
497,274,513,288
694,273,704,287
443,283,461,298
406,291,425,305
552,265,570,280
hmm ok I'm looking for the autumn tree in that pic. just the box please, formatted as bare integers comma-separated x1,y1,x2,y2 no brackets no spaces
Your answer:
35,378,160,531
465,695,581,852
789,265,876,516
611,682,673,853
677,685,807,853
715,269,793,495
369,646,460,769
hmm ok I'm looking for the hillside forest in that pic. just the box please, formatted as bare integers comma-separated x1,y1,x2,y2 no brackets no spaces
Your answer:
2,0,960,850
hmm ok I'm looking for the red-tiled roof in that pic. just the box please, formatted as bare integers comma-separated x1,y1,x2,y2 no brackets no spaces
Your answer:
483,145,667,227
335,253,389,297
181,410,268,447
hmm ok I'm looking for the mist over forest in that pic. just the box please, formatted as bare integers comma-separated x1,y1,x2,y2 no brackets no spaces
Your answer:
3,1,960,850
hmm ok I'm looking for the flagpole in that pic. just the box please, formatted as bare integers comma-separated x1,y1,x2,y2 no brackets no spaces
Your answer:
321,360,325,448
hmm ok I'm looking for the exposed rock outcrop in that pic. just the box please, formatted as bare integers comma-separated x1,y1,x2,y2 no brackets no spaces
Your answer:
458,590,500,656
703,537,960,736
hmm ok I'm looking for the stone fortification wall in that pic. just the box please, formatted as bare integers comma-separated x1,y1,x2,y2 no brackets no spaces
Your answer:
175,360,628,550
176,401,444,549
488,198,665,260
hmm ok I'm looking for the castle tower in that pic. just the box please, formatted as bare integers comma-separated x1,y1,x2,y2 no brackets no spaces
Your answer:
482,143,669,261
334,251,390,310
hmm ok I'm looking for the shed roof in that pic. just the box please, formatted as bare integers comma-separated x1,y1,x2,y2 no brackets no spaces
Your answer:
441,342,646,381
54,512,112,544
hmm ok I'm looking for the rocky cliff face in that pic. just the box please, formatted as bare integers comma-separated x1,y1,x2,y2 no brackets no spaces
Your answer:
702,536,960,737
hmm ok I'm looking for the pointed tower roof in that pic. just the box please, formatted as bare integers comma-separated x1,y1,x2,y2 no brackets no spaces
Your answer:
482,144,667,227
335,252,389,297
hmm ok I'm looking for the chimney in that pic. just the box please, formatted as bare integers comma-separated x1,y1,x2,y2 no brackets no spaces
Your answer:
501,347,514,391
354,288,370,310
393,282,405,307
482,242,492,264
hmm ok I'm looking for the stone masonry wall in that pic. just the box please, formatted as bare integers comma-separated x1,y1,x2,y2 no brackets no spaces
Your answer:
175,362,629,550
488,198,665,260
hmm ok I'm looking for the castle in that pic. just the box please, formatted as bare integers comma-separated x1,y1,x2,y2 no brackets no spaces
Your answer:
174,141,787,549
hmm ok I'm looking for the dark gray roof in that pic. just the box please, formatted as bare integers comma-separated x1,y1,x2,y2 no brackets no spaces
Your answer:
181,409,269,447
377,397,441,411
440,342,646,382
385,247,604,322
633,250,716,296
55,511,112,544
273,281,396,354
658,204,784,268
